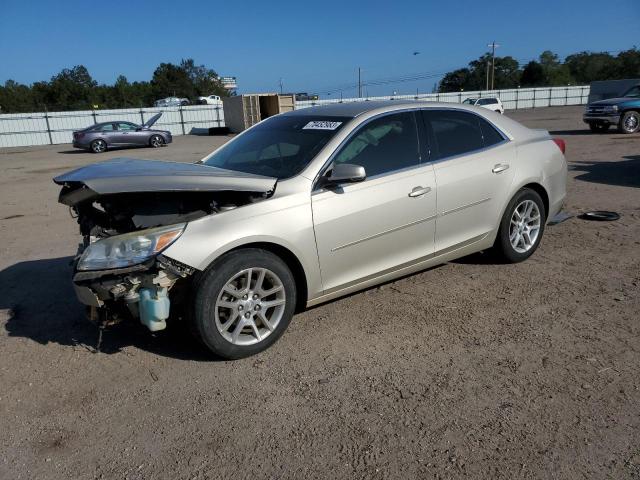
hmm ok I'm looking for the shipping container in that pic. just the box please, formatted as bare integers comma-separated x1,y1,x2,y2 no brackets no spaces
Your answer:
222,94,296,133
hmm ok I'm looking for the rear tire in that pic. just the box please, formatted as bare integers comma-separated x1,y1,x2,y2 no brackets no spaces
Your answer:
618,111,639,134
589,123,609,133
90,139,107,153
494,188,546,263
149,135,164,148
191,249,297,359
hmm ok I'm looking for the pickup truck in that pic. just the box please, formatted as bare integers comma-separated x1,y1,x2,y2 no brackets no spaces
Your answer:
583,84,640,133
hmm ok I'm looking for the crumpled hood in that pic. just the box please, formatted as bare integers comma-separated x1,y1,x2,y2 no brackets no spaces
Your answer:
53,158,277,206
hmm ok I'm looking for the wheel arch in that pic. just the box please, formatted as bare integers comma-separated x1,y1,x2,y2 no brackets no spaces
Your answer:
495,180,550,235
222,241,309,313
521,182,549,218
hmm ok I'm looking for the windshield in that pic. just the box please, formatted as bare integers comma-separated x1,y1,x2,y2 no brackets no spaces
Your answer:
203,115,349,179
462,98,477,105
623,86,640,98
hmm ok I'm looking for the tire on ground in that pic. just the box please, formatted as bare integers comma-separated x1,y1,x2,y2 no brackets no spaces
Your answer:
191,248,297,359
493,188,546,263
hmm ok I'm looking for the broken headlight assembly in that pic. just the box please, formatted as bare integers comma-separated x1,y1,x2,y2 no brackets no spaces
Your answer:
77,223,186,271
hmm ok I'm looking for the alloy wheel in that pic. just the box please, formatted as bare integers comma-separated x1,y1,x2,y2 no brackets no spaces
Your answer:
509,200,541,253
92,140,106,153
214,268,286,346
150,136,163,147
623,112,639,133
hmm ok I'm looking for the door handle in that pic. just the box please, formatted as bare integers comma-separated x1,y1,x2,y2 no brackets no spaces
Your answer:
408,186,431,198
492,163,510,174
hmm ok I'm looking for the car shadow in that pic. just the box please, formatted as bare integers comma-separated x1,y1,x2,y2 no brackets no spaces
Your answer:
57,149,87,154
0,256,215,361
450,250,502,265
548,129,599,136
58,146,149,155
570,155,640,189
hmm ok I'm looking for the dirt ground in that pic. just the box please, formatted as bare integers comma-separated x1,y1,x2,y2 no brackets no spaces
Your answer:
1,106,639,479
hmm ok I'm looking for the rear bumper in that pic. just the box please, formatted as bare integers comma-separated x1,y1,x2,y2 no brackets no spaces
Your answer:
583,114,620,125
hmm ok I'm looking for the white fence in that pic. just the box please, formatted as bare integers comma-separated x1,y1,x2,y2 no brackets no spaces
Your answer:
0,103,224,148
296,85,590,110
0,86,589,148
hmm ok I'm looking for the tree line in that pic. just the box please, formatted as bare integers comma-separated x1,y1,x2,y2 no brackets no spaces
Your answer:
438,48,640,93
0,59,229,113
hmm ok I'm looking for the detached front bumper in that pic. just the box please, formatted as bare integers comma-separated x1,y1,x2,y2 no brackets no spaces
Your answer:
583,114,620,125
72,255,194,331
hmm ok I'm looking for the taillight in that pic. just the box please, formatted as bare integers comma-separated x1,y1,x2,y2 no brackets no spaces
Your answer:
553,138,566,154
74,132,84,139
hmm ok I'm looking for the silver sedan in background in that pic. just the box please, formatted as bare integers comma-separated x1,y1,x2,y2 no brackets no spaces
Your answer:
72,113,172,153
55,101,567,359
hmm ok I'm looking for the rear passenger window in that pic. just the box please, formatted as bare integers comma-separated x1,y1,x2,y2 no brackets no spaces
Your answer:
424,110,484,159
332,111,420,177
478,117,505,147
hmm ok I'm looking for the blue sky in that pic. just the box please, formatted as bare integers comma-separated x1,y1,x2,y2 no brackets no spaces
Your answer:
1,0,638,98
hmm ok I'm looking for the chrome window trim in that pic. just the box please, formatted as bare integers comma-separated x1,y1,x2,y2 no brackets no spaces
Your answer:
421,107,511,166
311,106,511,191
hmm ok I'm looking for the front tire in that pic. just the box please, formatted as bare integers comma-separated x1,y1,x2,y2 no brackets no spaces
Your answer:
494,188,546,263
191,249,297,359
149,135,164,148
618,110,639,134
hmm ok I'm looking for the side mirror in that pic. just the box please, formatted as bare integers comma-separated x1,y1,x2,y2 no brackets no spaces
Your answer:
326,163,366,185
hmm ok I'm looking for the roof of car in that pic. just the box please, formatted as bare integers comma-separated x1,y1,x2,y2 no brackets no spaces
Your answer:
283,100,485,118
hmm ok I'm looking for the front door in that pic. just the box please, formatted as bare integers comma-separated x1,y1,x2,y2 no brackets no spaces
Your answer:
112,122,139,145
312,111,437,294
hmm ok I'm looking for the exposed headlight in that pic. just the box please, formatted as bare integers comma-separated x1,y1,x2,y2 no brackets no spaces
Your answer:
603,105,619,113
77,224,186,271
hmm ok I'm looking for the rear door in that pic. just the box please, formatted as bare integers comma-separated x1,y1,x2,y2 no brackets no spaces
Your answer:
421,109,515,252
312,111,437,293
95,123,117,144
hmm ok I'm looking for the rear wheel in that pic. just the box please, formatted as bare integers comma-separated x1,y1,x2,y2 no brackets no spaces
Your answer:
191,249,297,359
149,135,164,148
589,123,609,133
618,111,639,134
90,139,106,153
494,188,546,263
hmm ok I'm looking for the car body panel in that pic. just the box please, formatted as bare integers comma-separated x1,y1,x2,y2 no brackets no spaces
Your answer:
311,164,437,293
431,140,516,252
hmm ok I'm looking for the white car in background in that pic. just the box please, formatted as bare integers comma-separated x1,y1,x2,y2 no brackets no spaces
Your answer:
463,97,504,114
198,94,222,105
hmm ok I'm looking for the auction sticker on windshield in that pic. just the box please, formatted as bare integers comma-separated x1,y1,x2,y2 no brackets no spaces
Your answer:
302,121,343,130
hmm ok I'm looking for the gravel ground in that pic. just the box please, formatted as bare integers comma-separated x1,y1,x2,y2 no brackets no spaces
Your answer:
1,106,639,479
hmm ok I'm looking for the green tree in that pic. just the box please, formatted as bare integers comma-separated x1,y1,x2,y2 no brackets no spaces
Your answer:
47,65,98,110
565,51,618,83
520,61,545,86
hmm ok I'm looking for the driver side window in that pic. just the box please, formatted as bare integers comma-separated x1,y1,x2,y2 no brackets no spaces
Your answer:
332,111,420,178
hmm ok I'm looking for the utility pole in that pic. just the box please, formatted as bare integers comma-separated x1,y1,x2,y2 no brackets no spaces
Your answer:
486,60,490,90
358,67,362,98
487,41,500,90
279,78,283,95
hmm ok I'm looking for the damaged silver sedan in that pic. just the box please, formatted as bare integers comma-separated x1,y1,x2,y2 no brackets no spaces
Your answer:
54,101,567,359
